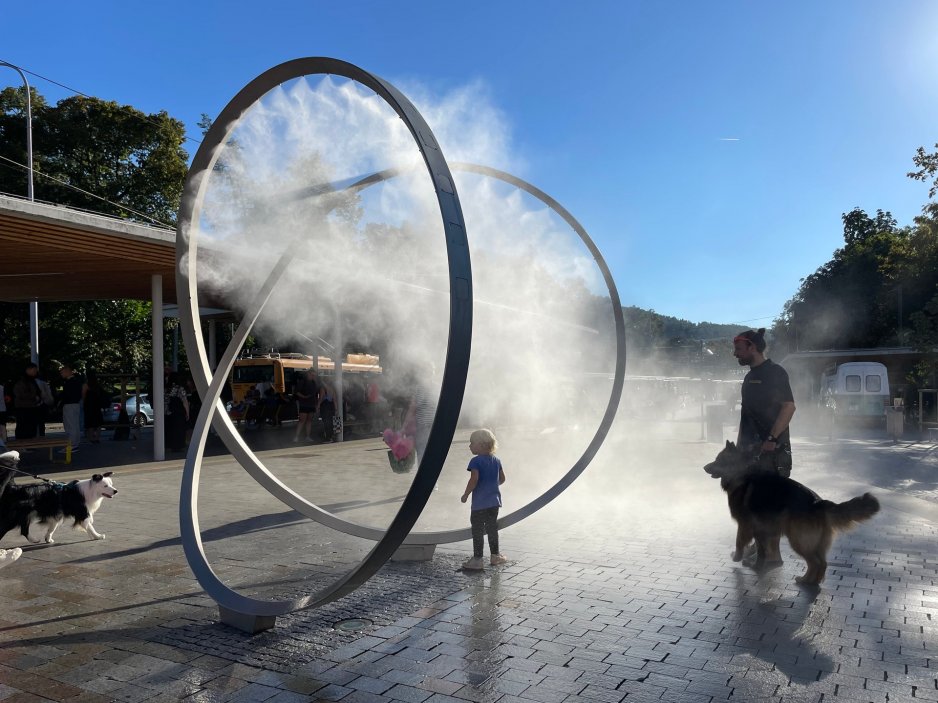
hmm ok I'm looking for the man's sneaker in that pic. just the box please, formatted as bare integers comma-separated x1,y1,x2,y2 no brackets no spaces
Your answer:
490,554,508,566
462,556,484,571
0,547,22,570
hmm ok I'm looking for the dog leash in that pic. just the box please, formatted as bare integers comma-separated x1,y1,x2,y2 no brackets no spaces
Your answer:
0,464,68,488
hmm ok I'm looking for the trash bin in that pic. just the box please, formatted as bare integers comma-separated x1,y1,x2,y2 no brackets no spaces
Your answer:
706,403,725,443
886,406,904,441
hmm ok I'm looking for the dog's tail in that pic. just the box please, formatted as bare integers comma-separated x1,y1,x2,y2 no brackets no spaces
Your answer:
825,493,880,532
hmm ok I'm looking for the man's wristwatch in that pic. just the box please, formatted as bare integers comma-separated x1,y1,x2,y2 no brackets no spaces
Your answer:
766,434,777,443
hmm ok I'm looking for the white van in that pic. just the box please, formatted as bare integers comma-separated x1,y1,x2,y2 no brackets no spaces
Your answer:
820,362,890,419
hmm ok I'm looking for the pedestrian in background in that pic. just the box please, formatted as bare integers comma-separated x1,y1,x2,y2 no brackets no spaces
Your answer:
35,374,54,437
59,363,84,452
13,363,42,440
82,370,106,444
185,376,201,445
318,379,338,442
293,368,319,442
164,372,189,452
402,363,437,465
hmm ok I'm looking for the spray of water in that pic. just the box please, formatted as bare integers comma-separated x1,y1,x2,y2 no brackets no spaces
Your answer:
192,74,620,533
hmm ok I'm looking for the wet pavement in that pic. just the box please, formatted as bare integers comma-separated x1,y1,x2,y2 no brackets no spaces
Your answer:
0,418,936,702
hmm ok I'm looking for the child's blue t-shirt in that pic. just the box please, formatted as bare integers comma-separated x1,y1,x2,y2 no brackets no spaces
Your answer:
467,454,502,511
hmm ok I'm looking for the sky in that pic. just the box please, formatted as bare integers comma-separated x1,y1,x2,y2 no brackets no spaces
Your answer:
2,0,937,328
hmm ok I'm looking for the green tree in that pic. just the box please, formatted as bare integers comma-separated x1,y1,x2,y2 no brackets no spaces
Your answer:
1,88,187,224
41,301,153,371
0,87,189,385
908,142,938,199
774,201,938,357
0,86,47,197
902,203,938,388
774,207,906,352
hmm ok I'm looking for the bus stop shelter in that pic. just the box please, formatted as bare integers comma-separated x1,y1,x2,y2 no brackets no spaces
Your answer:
0,192,181,460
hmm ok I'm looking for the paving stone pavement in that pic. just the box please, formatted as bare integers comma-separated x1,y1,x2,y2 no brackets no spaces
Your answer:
0,419,936,702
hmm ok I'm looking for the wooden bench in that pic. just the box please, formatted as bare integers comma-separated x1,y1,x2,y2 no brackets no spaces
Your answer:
7,436,72,464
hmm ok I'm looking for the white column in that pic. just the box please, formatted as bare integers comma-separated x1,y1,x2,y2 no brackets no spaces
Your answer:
208,319,217,371
336,313,344,442
3,63,39,367
152,275,165,461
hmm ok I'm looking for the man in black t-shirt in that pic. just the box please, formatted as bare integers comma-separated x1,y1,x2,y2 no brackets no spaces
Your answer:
734,328,796,477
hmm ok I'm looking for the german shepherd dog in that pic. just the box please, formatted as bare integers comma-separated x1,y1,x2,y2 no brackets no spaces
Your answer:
704,441,879,585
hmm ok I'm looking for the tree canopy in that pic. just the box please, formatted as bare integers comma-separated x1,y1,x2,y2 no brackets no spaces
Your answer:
774,204,938,351
0,87,190,386
0,86,188,225
772,148,938,388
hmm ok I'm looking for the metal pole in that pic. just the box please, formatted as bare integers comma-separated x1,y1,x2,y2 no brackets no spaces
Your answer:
336,312,344,442
29,303,38,364
898,285,903,345
172,324,179,371
152,275,165,461
1,61,38,364
0,62,33,200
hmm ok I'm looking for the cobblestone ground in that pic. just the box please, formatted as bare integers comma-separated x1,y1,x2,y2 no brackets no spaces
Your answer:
0,419,935,702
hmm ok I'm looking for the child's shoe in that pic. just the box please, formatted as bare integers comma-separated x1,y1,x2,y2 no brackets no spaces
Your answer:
490,553,508,566
461,556,485,571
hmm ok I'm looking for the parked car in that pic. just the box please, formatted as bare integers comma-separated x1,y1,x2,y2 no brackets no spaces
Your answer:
103,394,155,427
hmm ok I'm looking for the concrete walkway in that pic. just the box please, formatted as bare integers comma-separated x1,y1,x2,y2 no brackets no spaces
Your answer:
0,420,935,702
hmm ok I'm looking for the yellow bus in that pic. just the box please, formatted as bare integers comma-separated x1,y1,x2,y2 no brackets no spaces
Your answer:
228,352,382,424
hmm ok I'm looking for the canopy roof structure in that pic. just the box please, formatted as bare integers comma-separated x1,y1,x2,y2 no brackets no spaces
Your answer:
0,192,187,462
0,193,177,303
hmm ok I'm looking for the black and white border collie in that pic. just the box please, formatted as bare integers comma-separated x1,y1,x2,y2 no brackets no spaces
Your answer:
0,452,118,545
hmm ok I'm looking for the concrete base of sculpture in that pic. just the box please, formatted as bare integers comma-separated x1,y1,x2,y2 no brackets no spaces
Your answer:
219,606,277,633
391,544,436,562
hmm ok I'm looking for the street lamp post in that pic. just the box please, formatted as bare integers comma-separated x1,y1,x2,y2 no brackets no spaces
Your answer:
1,61,39,364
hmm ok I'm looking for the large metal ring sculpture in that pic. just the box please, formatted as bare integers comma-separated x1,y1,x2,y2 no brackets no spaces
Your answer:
177,58,626,631
177,58,472,628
